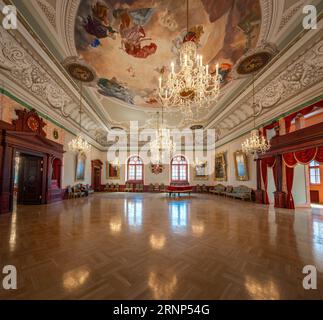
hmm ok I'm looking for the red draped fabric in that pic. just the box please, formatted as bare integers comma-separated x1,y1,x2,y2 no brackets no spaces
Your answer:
263,121,279,139
272,163,278,190
315,147,323,163
286,166,295,209
283,152,297,167
261,160,269,204
261,157,275,204
294,148,317,164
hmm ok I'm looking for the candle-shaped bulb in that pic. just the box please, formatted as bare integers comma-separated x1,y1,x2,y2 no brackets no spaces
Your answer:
216,63,219,76
206,64,209,75
200,55,203,66
184,54,187,66
171,61,174,73
159,77,162,89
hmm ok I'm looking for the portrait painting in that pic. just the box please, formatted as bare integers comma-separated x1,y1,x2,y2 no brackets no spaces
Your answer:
214,152,227,181
194,162,208,180
106,161,120,179
234,151,249,181
76,152,86,181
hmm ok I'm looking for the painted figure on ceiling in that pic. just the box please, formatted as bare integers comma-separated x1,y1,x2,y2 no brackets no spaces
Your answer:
116,8,157,59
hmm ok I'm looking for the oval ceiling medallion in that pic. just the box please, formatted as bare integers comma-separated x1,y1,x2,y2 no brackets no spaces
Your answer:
190,125,204,130
236,52,272,75
63,57,97,83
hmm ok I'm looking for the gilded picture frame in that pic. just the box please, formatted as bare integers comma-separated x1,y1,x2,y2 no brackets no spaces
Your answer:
234,151,249,181
75,152,86,181
106,161,120,179
214,152,227,181
194,162,208,180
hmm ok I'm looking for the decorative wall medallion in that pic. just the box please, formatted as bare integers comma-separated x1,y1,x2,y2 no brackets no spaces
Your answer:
63,57,97,83
150,163,164,175
53,129,59,140
27,116,39,132
236,52,272,74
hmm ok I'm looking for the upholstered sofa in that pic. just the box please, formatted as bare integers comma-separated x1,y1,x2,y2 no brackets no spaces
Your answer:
224,185,252,201
209,184,226,195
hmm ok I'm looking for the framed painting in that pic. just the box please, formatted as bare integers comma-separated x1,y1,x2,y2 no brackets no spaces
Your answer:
75,152,86,181
234,151,249,181
106,161,120,179
194,162,208,180
214,152,227,181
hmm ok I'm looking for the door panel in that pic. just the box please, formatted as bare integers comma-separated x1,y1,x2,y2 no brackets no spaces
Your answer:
18,155,43,204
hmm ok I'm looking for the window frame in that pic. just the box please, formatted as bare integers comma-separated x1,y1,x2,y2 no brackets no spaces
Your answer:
127,156,144,182
309,160,321,185
171,155,188,183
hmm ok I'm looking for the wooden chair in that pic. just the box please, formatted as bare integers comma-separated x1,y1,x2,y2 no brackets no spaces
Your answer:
124,183,131,192
148,183,154,192
196,184,202,193
154,183,160,192
160,183,166,192
202,184,208,193
104,183,109,192
114,183,120,192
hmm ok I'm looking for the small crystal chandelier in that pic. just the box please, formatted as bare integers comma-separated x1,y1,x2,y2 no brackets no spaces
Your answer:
158,0,221,119
68,82,91,154
242,73,270,155
150,107,176,166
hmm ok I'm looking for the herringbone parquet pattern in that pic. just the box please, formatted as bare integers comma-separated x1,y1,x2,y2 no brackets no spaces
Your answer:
0,193,322,300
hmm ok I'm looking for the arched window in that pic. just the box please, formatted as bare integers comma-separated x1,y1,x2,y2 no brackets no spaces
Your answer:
171,155,188,182
310,160,321,184
127,156,143,182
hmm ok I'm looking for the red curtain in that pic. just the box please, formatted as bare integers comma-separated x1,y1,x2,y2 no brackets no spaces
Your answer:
285,166,295,209
261,160,269,204
315,147,323,163
283,152,297,167
294,148,317,164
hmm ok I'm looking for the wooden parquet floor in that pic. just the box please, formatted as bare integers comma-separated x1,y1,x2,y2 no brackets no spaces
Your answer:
0,193,323,300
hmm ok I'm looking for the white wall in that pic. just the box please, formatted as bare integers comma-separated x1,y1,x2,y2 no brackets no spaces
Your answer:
102,133,257,188
62,131,105,187
292,164,308,206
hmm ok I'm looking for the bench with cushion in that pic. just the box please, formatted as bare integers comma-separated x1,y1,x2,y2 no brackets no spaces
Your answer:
167,185,193,197
225,185,252,201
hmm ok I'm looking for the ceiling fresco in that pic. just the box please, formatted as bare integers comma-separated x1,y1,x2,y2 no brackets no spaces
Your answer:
75,0,262,108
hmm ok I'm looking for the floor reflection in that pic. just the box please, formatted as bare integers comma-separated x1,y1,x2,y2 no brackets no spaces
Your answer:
9,211,17,253
148,271,177,299
244,275,280,300
110,216,122,233
150,234,166,250
63,266,90,291
169,201,188,230
124,198,143,229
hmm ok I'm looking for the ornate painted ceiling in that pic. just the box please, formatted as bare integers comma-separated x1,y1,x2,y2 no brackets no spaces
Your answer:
1,0,323,149
75,0,261,108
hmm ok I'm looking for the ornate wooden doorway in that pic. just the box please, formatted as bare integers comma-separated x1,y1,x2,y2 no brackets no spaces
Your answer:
17,153,43,204
91,160,103,191
0,109,64,214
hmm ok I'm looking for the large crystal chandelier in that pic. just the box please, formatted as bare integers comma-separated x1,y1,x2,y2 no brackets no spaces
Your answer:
68,82,91,154
242,73,270,155
158,0,221,119
150,107,176,165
